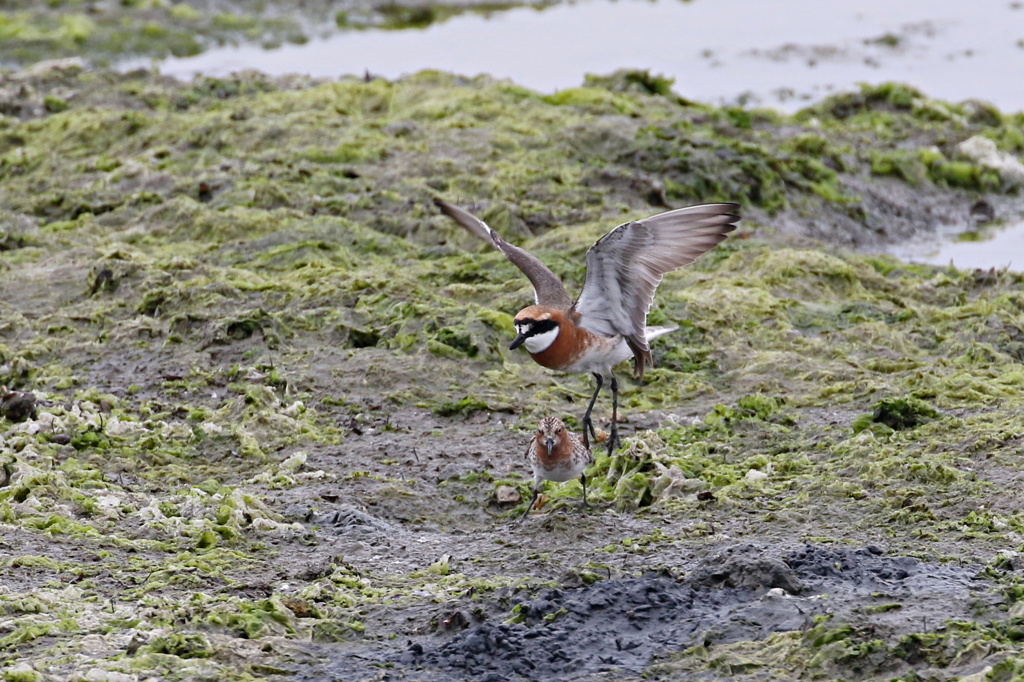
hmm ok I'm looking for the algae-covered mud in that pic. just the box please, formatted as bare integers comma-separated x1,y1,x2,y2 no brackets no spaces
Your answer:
1,63,1024,680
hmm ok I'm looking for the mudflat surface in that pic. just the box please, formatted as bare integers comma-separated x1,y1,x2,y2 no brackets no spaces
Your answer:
1,63,1024,681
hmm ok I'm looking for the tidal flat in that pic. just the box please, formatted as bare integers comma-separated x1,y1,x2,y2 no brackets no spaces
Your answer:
1,62,1024,680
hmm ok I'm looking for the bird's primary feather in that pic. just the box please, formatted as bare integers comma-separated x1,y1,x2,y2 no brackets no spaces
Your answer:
573,203,739,377
433,198,572,309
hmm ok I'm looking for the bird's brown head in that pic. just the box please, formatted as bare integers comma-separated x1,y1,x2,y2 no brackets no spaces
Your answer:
510,306,561,353
536,416,567,456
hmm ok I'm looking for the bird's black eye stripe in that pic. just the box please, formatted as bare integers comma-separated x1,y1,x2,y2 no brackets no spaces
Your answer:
521,319,558,336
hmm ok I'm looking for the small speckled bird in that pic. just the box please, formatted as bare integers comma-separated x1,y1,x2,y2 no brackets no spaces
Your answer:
521,416,594,519
435,198,738,456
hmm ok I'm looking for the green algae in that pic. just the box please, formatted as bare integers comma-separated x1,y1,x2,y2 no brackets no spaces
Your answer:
435,396,489,417
144,632,213,659
648,615,1024,681
0,66,1023,680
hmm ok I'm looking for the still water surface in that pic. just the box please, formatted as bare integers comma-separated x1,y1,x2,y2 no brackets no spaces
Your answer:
891,221,1024,271
141,0,1024,113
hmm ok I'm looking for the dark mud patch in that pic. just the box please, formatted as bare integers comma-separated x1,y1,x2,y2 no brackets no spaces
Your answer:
293,544,992,681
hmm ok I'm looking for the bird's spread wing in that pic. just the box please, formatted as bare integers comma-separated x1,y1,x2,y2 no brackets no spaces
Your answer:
434,199,572,309
573,203,740,376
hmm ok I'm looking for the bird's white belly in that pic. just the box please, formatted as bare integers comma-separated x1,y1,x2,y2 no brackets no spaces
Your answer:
533,460,586,483
563,337,632,375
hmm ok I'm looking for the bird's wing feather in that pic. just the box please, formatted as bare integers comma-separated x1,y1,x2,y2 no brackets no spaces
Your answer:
574,203,740,371
434,199,572,308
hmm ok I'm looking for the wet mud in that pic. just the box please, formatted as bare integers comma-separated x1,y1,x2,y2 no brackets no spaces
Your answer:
292,544,994,681
1,62,1023,681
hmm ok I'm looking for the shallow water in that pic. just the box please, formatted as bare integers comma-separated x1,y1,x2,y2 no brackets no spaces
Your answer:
891,220,1024,271
134,0,1024,113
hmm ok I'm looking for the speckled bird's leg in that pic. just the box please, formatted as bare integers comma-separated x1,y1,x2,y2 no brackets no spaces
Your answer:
581,372,603,449
608,374,619,456
517,484,541,522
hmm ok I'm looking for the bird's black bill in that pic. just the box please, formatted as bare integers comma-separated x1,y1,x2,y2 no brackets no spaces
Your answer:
545,438,554,456
509,333,528,350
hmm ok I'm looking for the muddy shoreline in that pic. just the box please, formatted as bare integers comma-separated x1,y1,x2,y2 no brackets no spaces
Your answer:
1,63,1024,680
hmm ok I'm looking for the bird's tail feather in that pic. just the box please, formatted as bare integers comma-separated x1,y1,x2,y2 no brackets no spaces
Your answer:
644,325,678,341
630,326,679,380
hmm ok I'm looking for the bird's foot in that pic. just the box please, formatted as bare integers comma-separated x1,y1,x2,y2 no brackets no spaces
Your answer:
582,416,597,450
605,424,620,456
516,490,541,524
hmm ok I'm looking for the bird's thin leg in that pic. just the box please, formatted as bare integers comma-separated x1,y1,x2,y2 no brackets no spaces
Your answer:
608,374,619,456
517,485,541,522
582,372,603,449
580,473,590,510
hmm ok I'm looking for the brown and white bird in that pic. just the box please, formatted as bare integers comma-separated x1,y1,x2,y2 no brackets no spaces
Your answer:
521,416,593,519
435,198,739,454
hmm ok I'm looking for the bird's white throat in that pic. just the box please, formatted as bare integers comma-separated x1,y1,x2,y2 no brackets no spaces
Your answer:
524,327,559,353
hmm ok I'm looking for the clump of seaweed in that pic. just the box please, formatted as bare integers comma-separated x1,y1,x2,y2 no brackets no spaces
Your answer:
853,396,941,435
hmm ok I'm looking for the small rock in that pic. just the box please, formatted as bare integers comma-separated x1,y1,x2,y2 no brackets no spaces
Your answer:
957,135,1024,188
494,485,521,505
440,609,470,630
744,469,768,482
0,387,37,422
969,199,995,224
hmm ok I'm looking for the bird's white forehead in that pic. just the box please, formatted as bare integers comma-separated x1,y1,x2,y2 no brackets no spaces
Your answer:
516,311,552,326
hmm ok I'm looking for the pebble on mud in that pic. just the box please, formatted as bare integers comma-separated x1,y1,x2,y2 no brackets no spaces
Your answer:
957,135,1024,188
0,387,37,422
493,485,521,505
